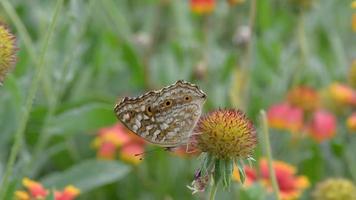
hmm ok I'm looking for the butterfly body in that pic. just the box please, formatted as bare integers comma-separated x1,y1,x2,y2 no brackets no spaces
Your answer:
114,80,206,147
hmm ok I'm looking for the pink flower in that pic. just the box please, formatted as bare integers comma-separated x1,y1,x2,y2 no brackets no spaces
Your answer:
93,123,146,164
267,103,304,133
307,110,337,142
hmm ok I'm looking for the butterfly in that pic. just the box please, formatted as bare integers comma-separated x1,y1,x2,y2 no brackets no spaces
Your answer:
114,80,206,147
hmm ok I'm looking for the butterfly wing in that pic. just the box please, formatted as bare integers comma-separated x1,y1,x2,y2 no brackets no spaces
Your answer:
114,80,206,147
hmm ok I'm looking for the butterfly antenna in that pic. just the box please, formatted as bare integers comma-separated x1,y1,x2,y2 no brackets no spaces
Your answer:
134,147,163,160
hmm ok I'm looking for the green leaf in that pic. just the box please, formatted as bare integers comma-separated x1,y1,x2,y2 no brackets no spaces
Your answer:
213,159,222,184
47,103,116,136
222,159,233,188
41,159,130,193
238,165,246,184
202,153,215,173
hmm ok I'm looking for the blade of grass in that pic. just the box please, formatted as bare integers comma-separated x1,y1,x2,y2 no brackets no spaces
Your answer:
0,0,64,198
260,110,280,200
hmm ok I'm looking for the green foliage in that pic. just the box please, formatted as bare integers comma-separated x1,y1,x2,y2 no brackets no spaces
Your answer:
0,0,355,199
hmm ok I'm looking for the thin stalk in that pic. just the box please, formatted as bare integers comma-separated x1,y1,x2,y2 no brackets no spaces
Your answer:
240,0,256,110
260,110,280,200
209,180,218,200
292,12,308,86
0,0,64,198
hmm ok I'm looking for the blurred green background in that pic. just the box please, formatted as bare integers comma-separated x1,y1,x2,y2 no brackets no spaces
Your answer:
0,0,355,199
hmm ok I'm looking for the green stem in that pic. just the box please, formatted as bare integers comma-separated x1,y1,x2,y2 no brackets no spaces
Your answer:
0,0,63,198
260,110,280,200
209,180,219,200
293,12,308,86
241,0,256,110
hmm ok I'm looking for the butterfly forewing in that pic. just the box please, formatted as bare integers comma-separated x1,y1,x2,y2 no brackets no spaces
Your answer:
114,80,206,147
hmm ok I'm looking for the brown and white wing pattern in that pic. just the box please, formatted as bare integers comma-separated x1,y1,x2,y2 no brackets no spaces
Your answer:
114,80,206,147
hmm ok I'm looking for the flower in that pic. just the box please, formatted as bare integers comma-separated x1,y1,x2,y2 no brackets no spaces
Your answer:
347,113,356,132
312,178,356,200
120,143,145,165
307,110,337,142
92,123,146,164
22,177,48,199
267,103,304,133
189,109,257,194
233,158,310,200
55,185,81,200
190,0,215,15
0,22,17,85
287,86,319,112
195,109,257,159
328,83,356,106
15,178,80,200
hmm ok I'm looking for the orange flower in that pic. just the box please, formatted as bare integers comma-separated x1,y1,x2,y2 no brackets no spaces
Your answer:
347,113,356,132
233,158,309,200
15,178,80,200
120,143,145,165
267,103,304,133
22,177,48,199
190,0,215,15
329,83,356,106
287,86,319,112
14,191,30,200
92,123,146,162
307,110,336,142
55,185,80,200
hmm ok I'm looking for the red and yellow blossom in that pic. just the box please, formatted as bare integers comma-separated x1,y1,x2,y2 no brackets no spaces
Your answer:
267,103,304,133
328,83,356,106
347,113,356,132
190,0,215,15
54,185,80,200
21,178,48,199
15,178,80,200
92,123,146,165
189,109,257,194
287,86,319,112
119,143,145,165
233,158,310,200
195,109,257,159
306,110,336,142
